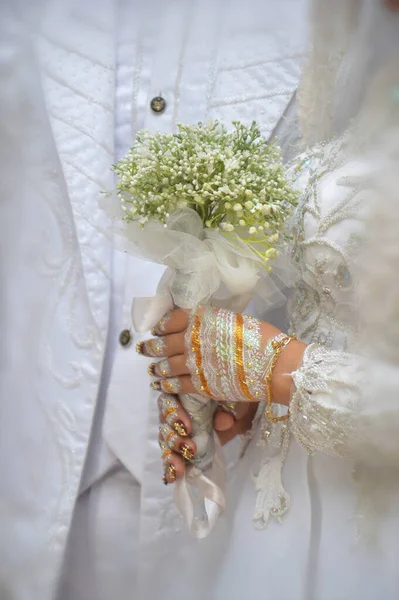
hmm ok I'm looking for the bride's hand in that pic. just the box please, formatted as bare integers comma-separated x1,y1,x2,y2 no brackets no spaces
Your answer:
138,306,304,484
137,306,305,406
157,392,258,484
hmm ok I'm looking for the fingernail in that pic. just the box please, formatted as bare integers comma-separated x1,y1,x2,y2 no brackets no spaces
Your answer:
162,475,168,486
151,327,160,337
151,381,162,391
180,443,194,461
148,363,157,377
136,341,145,355
164,464,176,483
173,420,188,437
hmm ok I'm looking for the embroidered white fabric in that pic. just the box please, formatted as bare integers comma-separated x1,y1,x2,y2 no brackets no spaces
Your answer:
289,138,399,469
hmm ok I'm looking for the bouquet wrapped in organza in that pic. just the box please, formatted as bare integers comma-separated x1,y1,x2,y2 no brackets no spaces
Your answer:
106,121,299,537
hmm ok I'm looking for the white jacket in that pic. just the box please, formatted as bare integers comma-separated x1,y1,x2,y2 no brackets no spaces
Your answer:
0,1,308,599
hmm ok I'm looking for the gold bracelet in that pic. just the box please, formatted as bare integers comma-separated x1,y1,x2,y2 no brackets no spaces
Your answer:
264,334,296,423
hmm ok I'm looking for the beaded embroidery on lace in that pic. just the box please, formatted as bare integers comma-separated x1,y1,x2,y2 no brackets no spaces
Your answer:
252,136,371,528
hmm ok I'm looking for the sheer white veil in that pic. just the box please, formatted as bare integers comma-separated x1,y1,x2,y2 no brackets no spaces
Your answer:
298,0,399,148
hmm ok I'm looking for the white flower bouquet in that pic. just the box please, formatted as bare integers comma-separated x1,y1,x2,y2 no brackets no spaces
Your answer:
108,120,299,537
114,121,298,267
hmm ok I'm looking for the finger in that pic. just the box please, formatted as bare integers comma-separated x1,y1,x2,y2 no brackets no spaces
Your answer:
214,402,258,446
149,355,189,379
213,410,235,432
215,421,239,446
163,452,186,484
157,393,192,436
152,309,189,336
217,400,237,419
158,437,185,484
137,332,185,358
159,423,197,461
152,375,203,397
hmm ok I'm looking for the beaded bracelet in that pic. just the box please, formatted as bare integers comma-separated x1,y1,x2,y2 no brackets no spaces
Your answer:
264,333,296,423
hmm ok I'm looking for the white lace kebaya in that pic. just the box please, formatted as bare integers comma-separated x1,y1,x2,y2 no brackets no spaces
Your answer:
184,129,399,529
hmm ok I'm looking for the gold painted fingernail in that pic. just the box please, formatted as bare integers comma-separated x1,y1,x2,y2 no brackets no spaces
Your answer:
163,464,176,484
151,381,161,391
136,341,144,355
168,464,176,482
151,327,159,337
180,444,194,461
173,420,188,437
148,362,157,377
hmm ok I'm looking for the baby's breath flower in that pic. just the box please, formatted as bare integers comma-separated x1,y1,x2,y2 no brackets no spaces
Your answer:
111,120,299,269
220,223,235,232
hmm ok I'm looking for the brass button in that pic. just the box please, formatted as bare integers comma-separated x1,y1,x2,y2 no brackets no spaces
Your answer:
150,96,166,114
119,329,132,347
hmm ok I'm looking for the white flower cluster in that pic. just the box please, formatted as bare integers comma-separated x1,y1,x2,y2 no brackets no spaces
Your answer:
112,121,299,267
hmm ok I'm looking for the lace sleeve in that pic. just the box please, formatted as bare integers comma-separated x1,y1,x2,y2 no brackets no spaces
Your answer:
290,132,399,467
290,345,399,465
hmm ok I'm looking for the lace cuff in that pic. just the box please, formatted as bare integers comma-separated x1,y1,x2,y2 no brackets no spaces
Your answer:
290,344,399,465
